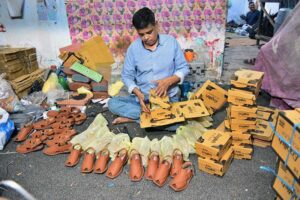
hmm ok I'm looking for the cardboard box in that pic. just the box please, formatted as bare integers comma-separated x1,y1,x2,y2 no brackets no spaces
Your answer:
198,147,234,176
273,161,300,200
140,110,185,128
257,106,278,120
272,134,300,180
192,80,227,114
228,89,256,106
59,36,114,81
232,139,252,146
195,130,232,161
251,119,274,141
253,138,271,148
229,118,257,131
275,110,300,153
171,99,210,119
230,69,264,97
232,144,253,160
229,105,257,120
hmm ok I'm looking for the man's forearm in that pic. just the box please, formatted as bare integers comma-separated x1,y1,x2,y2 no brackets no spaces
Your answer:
132,87,143,99
168,75,181,87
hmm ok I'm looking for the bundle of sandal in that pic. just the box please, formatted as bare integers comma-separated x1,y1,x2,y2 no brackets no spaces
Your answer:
14,107,87,155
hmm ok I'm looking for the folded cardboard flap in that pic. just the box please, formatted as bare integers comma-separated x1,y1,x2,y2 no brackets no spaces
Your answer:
252,139,271,148
149,89,171,109
150,108,173,121
228,89,256,106
231,69,264,85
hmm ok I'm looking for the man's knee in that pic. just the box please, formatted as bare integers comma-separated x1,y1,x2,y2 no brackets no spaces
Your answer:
108,98,120,113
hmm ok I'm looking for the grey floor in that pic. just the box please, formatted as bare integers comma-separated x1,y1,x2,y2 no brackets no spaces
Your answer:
0,34,278,200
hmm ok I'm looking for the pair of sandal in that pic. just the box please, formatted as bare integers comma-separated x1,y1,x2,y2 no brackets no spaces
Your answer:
65,145,112,175
145,151,194,192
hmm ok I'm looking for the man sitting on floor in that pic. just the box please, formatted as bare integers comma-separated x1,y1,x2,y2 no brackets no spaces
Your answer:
108,7,189,126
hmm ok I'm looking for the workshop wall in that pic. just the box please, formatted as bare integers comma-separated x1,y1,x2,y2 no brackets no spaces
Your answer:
66,0,227,81
0,0,71,67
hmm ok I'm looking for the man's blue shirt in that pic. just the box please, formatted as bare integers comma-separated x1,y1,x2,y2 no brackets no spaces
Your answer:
122,34,190,100
246,10,260,26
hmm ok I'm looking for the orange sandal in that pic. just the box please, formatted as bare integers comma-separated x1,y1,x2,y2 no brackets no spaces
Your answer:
81,148,96,173
169,162,194,192
43,142,71,156
65,144,82,167
14,124,33,142
170,150,183,177
106,149,128,179
94,149,110,174
153,159,172,187
16,138,44,154
129,153,144,182
145,152,159,180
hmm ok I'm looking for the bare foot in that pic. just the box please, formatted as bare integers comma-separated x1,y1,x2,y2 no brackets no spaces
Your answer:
112,117,134,125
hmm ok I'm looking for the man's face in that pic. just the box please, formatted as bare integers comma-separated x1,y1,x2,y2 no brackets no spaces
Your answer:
137,24,158,47
249,3,256,11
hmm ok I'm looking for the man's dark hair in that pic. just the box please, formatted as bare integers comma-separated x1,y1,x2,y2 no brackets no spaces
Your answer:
249,1,255,5
132,7,155,30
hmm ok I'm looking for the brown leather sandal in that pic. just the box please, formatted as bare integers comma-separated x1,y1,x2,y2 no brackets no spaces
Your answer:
129,153,144,182
16,138,44,154
145,152,160,180
33,118,55,130
170,150,184,177
153,159,172,187
43,142,71,156
56,93,93,106
47,110,60,118
106,149,128,179
65,144,82,167
169,162,194,192
94,149,110,174
81,148,96,173
14,124,33,142
74,113,87,125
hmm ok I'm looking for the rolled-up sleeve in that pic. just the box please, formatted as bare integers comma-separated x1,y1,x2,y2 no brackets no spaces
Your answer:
122,46,139,94
173,39,190,84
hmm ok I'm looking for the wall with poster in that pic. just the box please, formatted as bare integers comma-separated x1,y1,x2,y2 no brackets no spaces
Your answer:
0,0,71,67
66,0,227,81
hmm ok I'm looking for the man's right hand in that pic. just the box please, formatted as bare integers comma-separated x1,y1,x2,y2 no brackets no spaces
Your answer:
132,88,150,113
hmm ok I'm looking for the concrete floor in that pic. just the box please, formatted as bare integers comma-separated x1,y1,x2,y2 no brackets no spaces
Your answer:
0,33,278,200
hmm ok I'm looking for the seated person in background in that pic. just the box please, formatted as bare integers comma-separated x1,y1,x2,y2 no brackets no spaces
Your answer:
108,7,189,125
240,1,260,26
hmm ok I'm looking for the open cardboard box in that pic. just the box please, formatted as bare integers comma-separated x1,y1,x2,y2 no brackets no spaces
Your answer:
252,138,271,148
198,147,234,176
140,99,209,128
191,80,227,114
273,161,300,200
195,130,232,161
149,89,171,109
230,69,264,97
59,36,114,81
257,106,278,121
251,119,274,141
228,89,256,106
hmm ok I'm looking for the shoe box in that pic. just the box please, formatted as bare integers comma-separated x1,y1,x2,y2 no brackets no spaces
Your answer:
232,144,253,160
227,89,256,106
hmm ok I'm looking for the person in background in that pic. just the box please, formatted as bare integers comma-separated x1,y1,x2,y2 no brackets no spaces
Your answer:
240,1,260,26
108,7,189,126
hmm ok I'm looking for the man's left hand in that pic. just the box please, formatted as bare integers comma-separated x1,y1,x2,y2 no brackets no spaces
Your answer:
153,75,180,97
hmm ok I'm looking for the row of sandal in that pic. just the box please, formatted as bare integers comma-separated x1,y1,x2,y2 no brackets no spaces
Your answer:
65,145,194,191
14,107,86,154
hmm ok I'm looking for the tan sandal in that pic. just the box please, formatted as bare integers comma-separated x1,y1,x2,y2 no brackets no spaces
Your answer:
153,159,172,187
145,152,159,180
94,149,110,174
81,148,96,173
65,144,82,167
106,149,128,179
14,124,33,142
169,162,194,192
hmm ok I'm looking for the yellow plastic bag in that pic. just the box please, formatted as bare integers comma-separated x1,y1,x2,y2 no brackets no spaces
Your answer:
172,133,190,161
176,126,197,154
108,80,124,97
85,130,115,153
108,133,131,161
149,138,160,155
129,136,151,166
159,136,174,161
42,73,61,93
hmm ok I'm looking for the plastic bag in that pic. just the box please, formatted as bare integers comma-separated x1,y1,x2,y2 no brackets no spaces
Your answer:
107,133,131,161
46,88,71,106
159,136,174,161
0,73,20,112
172,133,190,161
42,73,62,94
129,136,151,166
0,107,15,150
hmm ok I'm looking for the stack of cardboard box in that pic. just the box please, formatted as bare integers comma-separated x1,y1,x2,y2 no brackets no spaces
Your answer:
0,47,39,80
271,109,300,199
225,69,264,160
195,130,234,176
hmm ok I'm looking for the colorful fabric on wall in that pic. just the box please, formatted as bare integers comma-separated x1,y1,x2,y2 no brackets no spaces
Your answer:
66,0,227,79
